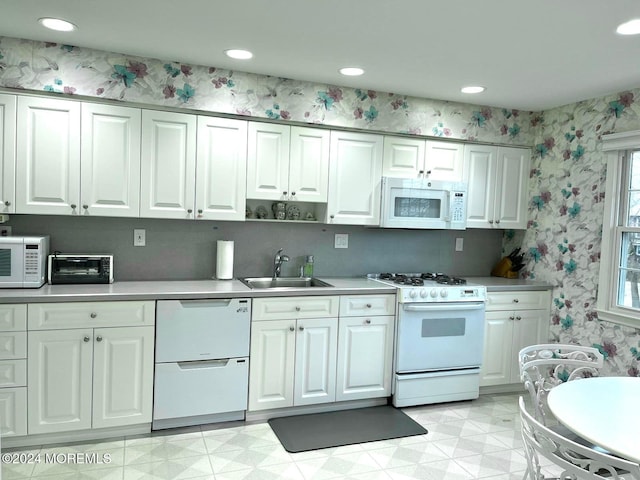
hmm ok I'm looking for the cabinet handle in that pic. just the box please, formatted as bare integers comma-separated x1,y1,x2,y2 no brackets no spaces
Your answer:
365,319,371,324
283,191,288,196
96,335,103,342
366,303,372,308
71,204,77,210
289,325,295,332
82,204,88,210
515,316,522,321
495,219,500,224
299,326,304,331
513,299,519,303
295,306,301,312
83,336,90,342
291,191,296,197
90,312,97,318
509,316,515,321
187,209,193,214
4,201,10,206
488,220,494,224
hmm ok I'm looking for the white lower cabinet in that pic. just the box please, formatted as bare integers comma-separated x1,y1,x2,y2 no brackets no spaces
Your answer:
248,297,339,411
0,304,27,436
480,291,551,387
248,294,396,412
27,301,155,435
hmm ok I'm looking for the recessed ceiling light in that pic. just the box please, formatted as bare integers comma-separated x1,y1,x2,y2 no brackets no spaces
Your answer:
224,49,253,60
616,19,640,35
339,67,365,76
461,86,486,94
38,17,77,32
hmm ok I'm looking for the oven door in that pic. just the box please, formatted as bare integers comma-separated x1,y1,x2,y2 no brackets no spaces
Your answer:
396,302,485,373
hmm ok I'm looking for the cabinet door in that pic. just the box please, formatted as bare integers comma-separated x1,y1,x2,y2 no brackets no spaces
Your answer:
0,387,27,436
463,144,497,229
289,127,330,202
140,110,197,219
335,315,393,401
0,94,16,214
510,310,548,384
92,326,154,428
80,103,141,217
294,317,338,406
328,131,383,225
248,320,295,411
382,136,425,178
246,123,290,200
196,117,247,220
16,96,81,215
479,312,514,387
494,147,530,229
28,329,93,434
425,140,464,182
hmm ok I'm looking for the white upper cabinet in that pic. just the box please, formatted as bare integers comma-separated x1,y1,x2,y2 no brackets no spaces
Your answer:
382,136,425,178
16,96,81,215
382,137,463,182
288,127,330,203
464,144,530,229
327,131,383,225
0,94,16,214
247,124,330,203
140,110,197,219
425,140,464,182
196,116,247,221
247,123,290,201
80,103,141,217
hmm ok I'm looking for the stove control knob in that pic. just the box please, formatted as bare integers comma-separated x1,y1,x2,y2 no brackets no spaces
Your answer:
420,289,428,298
409,290,418,298
440,289,449,298
430,289,438,298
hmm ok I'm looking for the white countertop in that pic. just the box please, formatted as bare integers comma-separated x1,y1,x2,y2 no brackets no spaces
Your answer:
547,376,640,463
468,276,552,291
0,277,395,303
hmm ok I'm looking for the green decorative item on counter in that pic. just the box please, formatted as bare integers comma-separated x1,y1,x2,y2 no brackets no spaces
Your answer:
303,255,314,277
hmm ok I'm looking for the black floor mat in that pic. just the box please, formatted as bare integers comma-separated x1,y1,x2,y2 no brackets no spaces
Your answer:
268,405,428,453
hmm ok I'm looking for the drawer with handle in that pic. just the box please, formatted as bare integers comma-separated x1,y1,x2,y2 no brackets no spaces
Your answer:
486,291,551,311
252,296,339,320
27,301,155,330
339,294,396,317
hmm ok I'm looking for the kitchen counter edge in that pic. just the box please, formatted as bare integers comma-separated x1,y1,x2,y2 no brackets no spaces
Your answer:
0,278,396,303
468,276,552,292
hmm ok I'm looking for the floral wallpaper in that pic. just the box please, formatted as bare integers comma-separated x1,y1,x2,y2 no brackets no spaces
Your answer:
2,35,640,377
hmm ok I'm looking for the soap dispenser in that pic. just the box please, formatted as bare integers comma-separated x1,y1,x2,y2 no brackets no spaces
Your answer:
303,255,314,277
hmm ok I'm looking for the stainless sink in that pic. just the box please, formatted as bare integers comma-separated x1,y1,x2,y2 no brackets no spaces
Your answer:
240,277,333,289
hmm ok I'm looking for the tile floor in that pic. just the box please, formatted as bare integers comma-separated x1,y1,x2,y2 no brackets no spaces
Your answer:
2,393,561,480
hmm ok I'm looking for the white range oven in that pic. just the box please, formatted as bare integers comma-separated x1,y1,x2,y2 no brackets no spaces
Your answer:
371,273,486,407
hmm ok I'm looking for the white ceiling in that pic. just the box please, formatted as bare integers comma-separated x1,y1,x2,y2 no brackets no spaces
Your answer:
1,0,640,111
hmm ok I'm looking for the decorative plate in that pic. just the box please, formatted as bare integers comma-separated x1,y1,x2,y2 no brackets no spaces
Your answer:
255,205,268,219
286,204,301,220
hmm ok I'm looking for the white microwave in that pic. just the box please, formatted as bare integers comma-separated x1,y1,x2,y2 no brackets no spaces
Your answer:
0,236,49,288
380,177,467,229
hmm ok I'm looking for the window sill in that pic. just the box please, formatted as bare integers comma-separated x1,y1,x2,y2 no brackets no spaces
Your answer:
596,308,640,330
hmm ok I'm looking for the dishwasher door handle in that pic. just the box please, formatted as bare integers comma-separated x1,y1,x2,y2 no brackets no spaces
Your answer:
177,359,230,369
178,299,232,307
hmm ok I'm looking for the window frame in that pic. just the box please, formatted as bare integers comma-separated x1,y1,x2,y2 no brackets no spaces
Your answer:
598,131,640,328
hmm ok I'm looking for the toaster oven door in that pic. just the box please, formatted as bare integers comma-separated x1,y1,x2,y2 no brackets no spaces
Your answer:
49,256,112,284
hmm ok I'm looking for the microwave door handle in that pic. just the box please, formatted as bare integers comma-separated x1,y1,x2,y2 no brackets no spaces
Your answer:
443,190,451,221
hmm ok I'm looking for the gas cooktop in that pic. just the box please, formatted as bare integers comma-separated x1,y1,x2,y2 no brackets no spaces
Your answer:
368,272,486,303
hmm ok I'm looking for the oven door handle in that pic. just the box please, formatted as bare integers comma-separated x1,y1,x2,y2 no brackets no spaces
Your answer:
402,302,484,312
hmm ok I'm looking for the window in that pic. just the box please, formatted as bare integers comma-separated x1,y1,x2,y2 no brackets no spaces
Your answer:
598,131,640,328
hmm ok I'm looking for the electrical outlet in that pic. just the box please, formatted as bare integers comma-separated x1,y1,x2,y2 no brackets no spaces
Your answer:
455,237,464,252
334,233,349,249
134,229,146,247
0,226,11,237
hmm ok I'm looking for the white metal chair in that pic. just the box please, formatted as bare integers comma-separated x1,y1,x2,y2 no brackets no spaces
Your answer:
519,396,640,480
519,344,604,427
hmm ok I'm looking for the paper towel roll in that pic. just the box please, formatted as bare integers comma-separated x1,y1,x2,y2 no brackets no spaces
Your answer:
216,240,234,280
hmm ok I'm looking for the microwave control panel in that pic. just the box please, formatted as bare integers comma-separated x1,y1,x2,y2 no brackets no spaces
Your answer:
24,243,44,278
450,191,466,225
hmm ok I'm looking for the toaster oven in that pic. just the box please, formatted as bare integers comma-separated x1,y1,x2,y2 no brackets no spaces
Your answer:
48,254,114,284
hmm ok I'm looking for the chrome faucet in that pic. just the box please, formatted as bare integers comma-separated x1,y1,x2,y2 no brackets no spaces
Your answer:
273,248,290,279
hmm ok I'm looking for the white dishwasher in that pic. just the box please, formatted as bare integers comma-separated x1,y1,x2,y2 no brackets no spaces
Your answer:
153,298,251,429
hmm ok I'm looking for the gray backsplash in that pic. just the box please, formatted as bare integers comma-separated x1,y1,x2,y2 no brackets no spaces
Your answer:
10,215,503,281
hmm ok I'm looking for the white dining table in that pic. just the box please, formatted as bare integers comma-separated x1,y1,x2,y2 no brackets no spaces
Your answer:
547,376,640,463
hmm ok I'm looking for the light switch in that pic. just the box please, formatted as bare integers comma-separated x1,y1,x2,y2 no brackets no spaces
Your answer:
455,237,464,252
134,229,146,247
